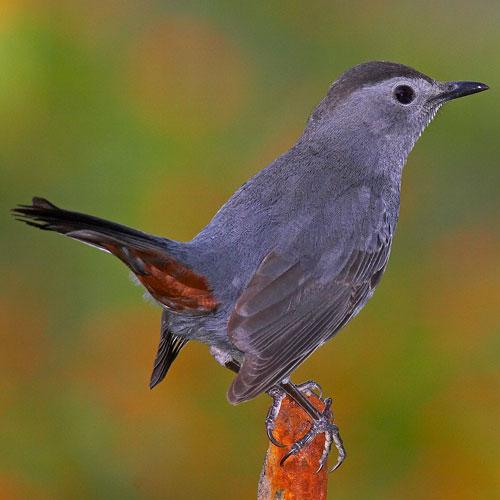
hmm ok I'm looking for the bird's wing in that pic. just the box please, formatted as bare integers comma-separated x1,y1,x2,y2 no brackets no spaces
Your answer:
227,199,393,404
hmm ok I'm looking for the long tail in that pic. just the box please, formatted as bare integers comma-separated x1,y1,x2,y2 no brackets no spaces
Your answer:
12,197,217,313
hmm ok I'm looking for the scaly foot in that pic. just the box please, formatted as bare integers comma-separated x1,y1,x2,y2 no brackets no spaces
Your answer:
279,397,345,472
265,381,346,472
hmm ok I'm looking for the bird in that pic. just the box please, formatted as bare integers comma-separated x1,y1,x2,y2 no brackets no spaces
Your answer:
12,61,488,472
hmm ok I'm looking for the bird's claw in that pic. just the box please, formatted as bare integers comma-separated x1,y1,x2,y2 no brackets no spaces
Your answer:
295,380,323,399
280,397,346,473
265,382,322,448
265,387,286,447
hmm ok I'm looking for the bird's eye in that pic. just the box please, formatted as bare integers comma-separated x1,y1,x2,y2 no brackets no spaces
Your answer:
393,85,415,104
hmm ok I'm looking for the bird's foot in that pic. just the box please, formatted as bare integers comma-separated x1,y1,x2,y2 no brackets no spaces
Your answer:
279,397,346,473
266,381,345,473
265,382,322,447
265,387,287,447
294,380,323,399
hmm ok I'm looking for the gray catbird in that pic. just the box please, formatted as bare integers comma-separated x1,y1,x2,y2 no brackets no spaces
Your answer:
13,61,488,471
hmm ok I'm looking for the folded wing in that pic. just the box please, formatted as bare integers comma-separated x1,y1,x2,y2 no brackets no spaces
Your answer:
227,202,393,404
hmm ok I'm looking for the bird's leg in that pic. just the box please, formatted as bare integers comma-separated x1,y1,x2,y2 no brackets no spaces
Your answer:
264,380,322,448
264,379,345,472
224,359,241,374
224,359,345,472
277,381,346,472
265,387,287,447
294,380,323,399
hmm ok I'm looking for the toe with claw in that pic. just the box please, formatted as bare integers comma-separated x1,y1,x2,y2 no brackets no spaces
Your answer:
295,380,323,399
264,380,346,473
280,396,346,473
265,387,286,447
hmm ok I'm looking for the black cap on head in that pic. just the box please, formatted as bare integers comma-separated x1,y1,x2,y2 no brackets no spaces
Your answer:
328,61,433,101
308,61,434,125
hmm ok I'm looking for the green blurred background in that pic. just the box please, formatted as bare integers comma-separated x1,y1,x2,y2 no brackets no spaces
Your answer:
1,1,499,498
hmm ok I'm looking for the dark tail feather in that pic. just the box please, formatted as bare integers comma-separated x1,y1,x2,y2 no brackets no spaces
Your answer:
12,197,165,261
13,199,192,387
149,311,189,389
11,197,173,277
12,197,218,313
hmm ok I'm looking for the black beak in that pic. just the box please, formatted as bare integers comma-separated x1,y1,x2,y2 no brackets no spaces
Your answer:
439,81,489,101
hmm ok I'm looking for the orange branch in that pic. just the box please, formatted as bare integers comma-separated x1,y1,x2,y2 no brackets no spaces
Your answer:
257,392,329,500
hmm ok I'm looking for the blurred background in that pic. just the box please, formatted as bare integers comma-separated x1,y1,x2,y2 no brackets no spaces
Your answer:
1,1,499,498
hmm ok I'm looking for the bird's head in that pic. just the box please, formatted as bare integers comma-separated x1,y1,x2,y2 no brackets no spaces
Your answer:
305,61,488,166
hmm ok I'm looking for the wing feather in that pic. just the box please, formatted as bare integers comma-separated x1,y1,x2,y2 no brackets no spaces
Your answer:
227,197,393,404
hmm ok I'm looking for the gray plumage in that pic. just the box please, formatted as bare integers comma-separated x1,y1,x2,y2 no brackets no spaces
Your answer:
13,61,488,406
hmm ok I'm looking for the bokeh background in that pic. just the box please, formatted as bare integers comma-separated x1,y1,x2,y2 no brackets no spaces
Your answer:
1,1,499,499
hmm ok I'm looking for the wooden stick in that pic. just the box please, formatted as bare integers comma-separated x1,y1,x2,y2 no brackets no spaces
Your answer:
257,392,329,499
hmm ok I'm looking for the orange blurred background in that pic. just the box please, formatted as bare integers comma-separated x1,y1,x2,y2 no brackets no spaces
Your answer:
1,1,499,498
